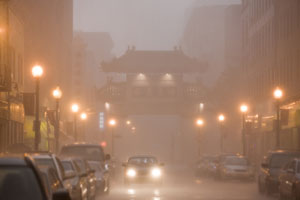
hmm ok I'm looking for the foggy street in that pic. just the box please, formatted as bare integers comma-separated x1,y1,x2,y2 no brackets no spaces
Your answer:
99,165,273,200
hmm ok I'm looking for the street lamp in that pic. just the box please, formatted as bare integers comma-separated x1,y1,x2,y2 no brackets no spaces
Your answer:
218,114,225,153
273,88,283,149
80,112,87,141
196,118,204,127
71,103,79,142
32,65,43,151
52,87,62,153
240,104,248,156
108,118,117,157
126,120,131,125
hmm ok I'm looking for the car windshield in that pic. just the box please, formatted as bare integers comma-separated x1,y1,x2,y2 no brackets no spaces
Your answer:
0,166,44,200
270,154,300,168
60,146,104,161
61,161,74,171
128,157,158,165
74,160,87,174
34,158,56,169
224,157,248,166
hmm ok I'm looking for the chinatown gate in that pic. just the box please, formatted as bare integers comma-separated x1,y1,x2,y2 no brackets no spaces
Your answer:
98,48,207,162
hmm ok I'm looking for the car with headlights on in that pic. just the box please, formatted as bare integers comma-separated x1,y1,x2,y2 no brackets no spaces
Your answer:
122,155,164,185
218,155,254,180
258,150,300,195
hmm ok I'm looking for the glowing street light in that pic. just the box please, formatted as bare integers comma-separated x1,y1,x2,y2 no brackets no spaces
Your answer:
126,120,131,125
80,112,87,120
273,88,283,100
71,103,79,113
218,114,225,122
52,87,62,153
109,119,116,126
196,118,204,127
32,65,43,78
32,64,44,151
240,104,248,113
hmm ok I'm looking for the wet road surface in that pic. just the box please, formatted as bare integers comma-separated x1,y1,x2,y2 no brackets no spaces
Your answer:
98,165,275,200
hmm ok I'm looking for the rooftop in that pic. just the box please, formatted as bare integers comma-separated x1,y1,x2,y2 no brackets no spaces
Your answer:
101,49,207,73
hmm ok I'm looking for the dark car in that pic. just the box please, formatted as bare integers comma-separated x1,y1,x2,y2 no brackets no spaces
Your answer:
258,150,300,195
214,153,237,179
279,158,300,200
122,155,164,185
73,158,97,200
0,154,70,200
61,158,88,200
40,167,65,198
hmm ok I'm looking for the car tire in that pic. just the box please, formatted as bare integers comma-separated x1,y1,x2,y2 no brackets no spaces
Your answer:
291,188,298,200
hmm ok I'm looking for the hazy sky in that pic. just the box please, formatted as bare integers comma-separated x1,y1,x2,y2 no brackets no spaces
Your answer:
74,0,240,55
74,0,194,54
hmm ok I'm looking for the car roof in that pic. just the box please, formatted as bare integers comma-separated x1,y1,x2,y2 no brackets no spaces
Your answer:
0,154,34,166
268,150,300,155
62,143,102,148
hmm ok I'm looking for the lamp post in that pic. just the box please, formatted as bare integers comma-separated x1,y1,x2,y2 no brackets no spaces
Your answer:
218,114,225,153
273,88,283,149
196,118,204,156
240,104,248,156
32,65,43,151
80,112,87,141
109,119,116,157
52,87,62,153
71,104,79,142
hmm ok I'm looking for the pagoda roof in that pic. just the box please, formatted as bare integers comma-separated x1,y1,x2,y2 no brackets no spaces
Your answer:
101,49,207,73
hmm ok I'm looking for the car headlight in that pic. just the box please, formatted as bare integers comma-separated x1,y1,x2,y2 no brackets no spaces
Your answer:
151,168,162,178
126,169,136,178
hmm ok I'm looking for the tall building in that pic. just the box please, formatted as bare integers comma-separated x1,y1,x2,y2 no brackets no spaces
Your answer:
180,5,228,86
0,0,25,151
241,0,300,155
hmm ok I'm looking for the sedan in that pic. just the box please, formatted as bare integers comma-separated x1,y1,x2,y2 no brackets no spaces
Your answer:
123,155,164,185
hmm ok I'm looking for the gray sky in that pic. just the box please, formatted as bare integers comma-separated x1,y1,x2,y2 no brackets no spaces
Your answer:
74,0,194,55
74,0,241,55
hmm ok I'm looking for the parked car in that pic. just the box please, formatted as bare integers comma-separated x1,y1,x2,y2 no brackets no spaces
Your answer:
279,158,300,200
89,160,110,194
195,155,218,177
40,167,65,198
0,154,70,200
31,152,79,198
258,150,300,194
61,158,88,200
218,155,254,180
215,153,237,179
73,158,97,200
122,155,164,185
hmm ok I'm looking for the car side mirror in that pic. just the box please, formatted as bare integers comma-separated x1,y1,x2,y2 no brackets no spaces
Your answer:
64,171,76,180
89,169,96,173
105,154,111,161
53,189,71,200
80,173,87,177
261,163,269,168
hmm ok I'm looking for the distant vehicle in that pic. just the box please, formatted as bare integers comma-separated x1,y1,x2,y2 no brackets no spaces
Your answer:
122,155,164,185
195,155,217,177
215,153,237,179
89,160,110,194
0,154,70,200
73,158,97,200
60,143,108,164
40,167,65,198
61,158,88,200
258,150,300,195
279,158,300,200
218,155,254,180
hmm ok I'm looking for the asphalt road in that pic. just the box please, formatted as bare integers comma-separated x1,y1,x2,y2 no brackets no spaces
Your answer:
98,166,275,200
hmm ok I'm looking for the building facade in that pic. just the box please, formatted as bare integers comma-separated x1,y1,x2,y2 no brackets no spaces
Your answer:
241,0,300,159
